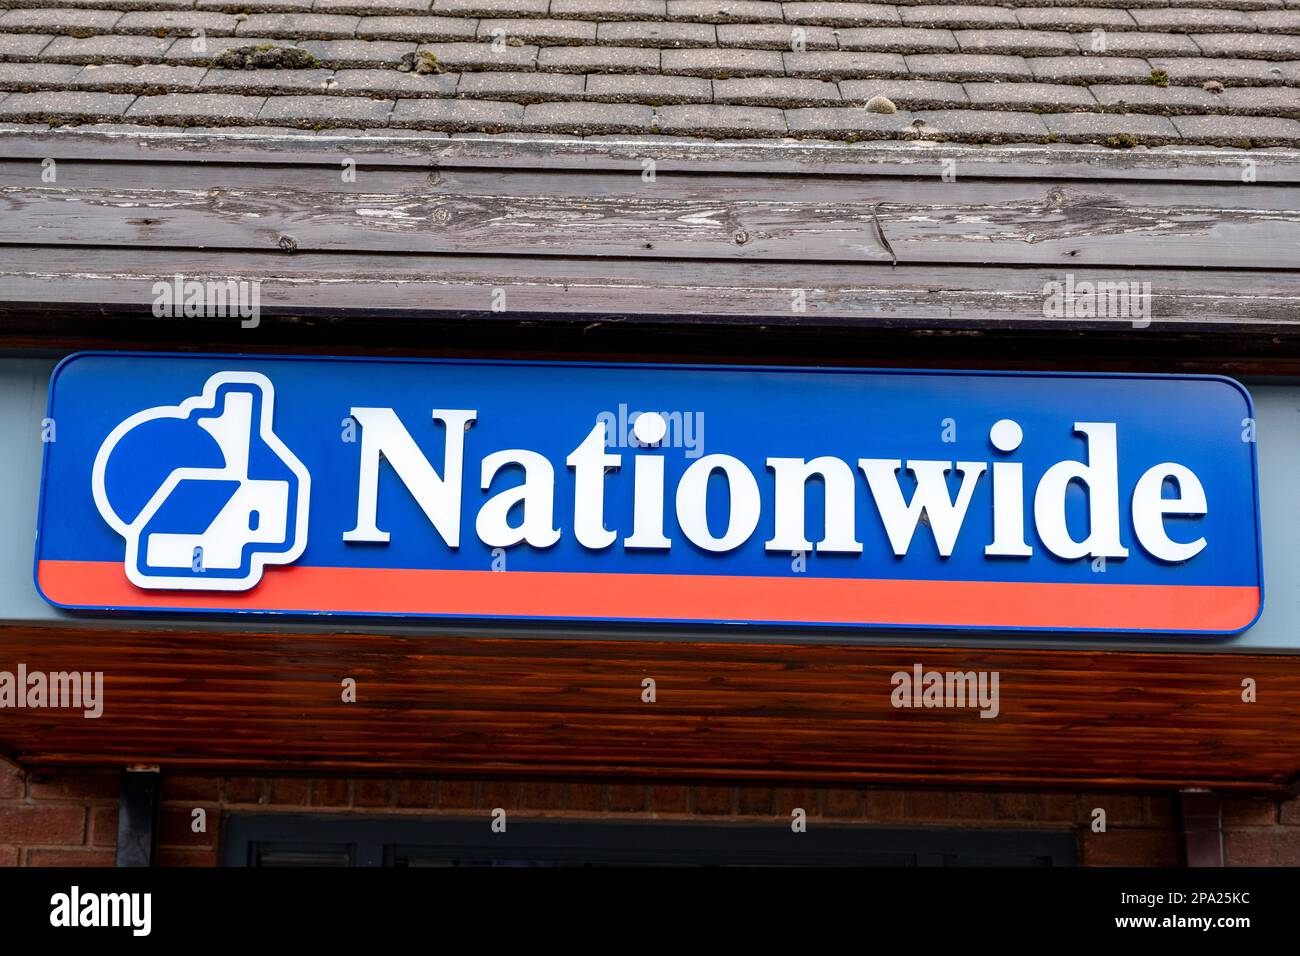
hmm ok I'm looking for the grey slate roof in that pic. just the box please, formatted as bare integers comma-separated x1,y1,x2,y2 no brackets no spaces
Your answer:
0,0,1298,144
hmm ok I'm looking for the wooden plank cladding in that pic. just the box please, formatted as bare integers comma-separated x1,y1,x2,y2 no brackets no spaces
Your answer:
4,251,1298,331
1,625,1298,791
6,132,1300,183
3,160,1298,269
0,137,1298,338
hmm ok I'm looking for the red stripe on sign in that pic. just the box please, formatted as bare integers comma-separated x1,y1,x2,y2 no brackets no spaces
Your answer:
36,560,1260,632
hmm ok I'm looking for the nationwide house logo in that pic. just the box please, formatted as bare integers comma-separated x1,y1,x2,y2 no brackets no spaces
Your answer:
90,371,310,591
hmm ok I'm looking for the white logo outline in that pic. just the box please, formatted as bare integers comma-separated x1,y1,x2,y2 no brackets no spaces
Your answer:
91,371,310,592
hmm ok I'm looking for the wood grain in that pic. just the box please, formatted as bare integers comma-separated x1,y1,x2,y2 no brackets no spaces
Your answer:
4,130,1298,182
0,625,1297,791
4,164,1296,268
1,249,1297,333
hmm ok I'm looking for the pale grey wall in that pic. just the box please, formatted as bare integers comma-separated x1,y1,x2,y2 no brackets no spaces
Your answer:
2,355,1296,654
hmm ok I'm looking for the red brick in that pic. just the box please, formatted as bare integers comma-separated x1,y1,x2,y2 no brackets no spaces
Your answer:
1080,792,1145,826
396,780,436,808
990,792,1042,821
27,772,117,801
774,787,817,817
649,785,690,814
1080,829,1179,866
608,783,647,812
1225,828,1300,866
156,847,219,867
866,788,907,821
0,769,24,800
1146,793,1177,826
519,781,564,811
948,790,996,820
162,775,221,803
437,779,478,810
736,786,774,817
27,848,115,867
907,789,948,820
309,778,350,807
269,778,310,806
1222,797,1277,826
224,776,266,804
692,786,733,816
1041,792,1078,823
566,783,604,813
1277,796,1300,827
353,779,393,807
822,787,864,818
0,845,17,867
158,807,216,849
0,806,85,844
89,806,118,847
480,780,518,811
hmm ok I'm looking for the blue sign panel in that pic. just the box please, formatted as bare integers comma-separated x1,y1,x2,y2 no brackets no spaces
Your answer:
35,353,1262,634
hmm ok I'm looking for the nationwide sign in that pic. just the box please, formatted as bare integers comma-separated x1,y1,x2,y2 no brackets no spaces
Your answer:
35,353,1263,634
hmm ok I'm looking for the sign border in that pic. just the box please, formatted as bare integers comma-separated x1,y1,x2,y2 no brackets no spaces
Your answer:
33,351,1266,637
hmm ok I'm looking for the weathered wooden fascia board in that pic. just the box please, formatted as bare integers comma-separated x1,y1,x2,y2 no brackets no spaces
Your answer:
4,164,1296,269
1,251,1297,331
3,129,1300,183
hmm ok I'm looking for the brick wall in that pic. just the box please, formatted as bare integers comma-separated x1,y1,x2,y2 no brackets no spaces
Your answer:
0,764,117,867
3,763,1299,866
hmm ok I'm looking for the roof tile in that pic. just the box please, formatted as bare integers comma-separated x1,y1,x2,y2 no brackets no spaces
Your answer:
331,66,458,94
258,92,392,124
906,52,1033,81
666,1,782,23
1075,31,1200,57
836,27,959,53
127,90,267,122
0,89,136,122
781,3,899,27
458,69,584,98
389,95,524,127
1042,109,1181,143
538,44,657,72
784,105,912,137
964,79,1097,110
838,77,968,108
656,101,786,134
596,19,715,46
787,50,910,78
713,75,841,106
1027,54,1153,84
0,0,1296,146
1172,111,1300,144
584,71,711,102
717,23,837,49
954,29,1079,57
522,99,654,131
551,0,666,20
901,5,1019,30
1090,82,1223,112
663,46,782,76
356,15,479,41
919,108,1050,142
